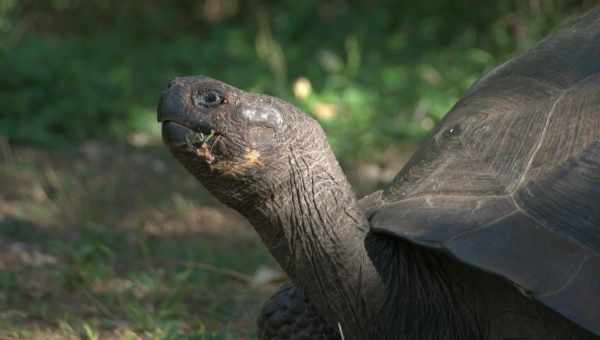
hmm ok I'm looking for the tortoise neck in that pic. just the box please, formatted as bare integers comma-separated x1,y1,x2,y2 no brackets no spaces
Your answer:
242,145,386,337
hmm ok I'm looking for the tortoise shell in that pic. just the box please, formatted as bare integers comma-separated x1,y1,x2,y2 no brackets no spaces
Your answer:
366,8,600,335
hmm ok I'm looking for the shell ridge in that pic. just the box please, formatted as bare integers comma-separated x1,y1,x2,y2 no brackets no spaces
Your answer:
536,254,591,298
445,210,520,244
513,70,600,193
513,91,568,191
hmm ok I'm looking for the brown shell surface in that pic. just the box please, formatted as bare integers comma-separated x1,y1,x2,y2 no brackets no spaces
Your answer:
367,8,600,335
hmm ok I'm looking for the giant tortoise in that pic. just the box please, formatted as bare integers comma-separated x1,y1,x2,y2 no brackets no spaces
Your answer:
158,8,600,340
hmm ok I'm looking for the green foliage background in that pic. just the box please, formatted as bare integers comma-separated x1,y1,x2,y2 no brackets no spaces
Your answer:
0,0,596,158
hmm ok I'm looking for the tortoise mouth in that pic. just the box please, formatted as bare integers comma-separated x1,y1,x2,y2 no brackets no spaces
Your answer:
161,121,222,163
162,120,214,142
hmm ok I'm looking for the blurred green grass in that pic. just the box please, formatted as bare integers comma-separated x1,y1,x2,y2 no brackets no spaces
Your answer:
1,0,594,160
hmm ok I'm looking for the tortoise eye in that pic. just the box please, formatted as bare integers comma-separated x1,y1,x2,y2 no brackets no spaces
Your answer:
194,90,224,107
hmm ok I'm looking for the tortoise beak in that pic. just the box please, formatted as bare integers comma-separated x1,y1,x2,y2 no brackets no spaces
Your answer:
161,121,193,147
157,81,215,147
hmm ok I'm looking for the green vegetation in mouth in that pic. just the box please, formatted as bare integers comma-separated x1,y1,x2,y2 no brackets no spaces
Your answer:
184,130,216,151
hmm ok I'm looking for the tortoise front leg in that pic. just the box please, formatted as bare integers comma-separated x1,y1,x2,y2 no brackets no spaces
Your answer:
257,283,341,340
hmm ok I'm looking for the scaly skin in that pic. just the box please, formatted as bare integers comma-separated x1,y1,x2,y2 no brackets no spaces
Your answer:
257,283,340,340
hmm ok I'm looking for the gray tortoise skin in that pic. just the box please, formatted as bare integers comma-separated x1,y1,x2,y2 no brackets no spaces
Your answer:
158,7,600,340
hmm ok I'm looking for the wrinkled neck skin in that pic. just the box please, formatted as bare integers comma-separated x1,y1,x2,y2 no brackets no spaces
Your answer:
259,145,385,337
205,122,387,337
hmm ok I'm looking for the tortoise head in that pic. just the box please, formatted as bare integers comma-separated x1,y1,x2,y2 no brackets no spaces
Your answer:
158,77,377,331
158,76,330,208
